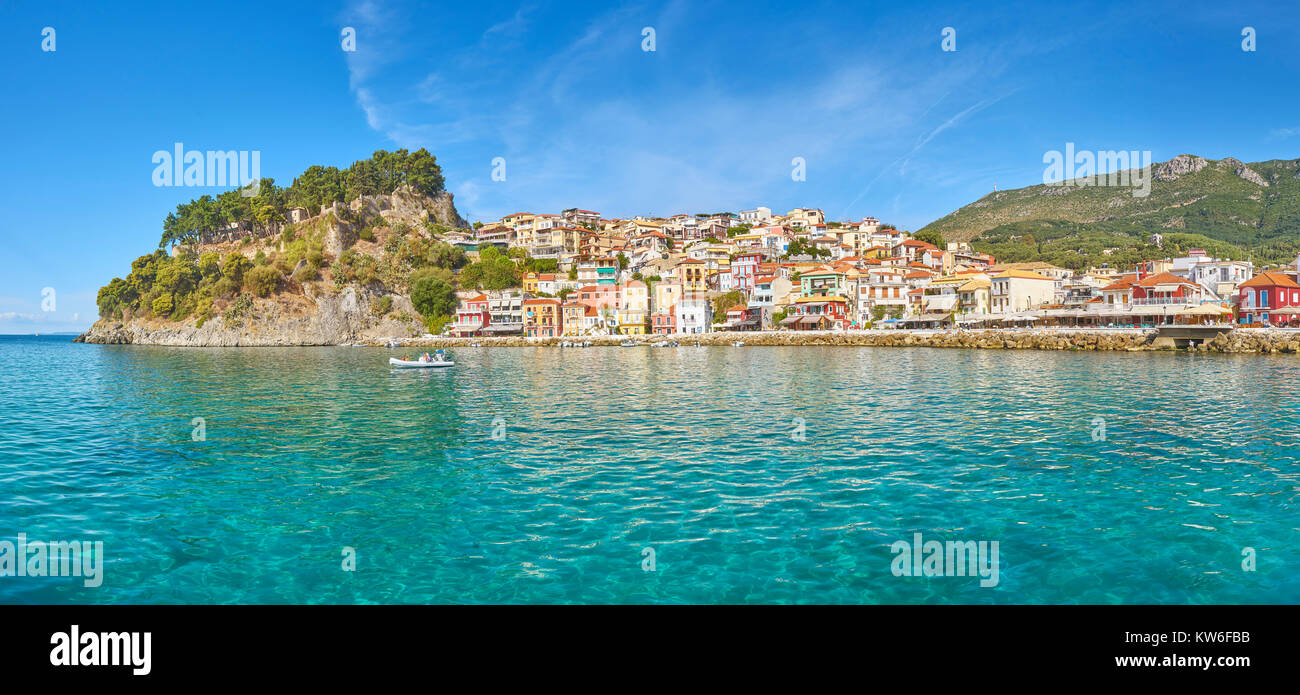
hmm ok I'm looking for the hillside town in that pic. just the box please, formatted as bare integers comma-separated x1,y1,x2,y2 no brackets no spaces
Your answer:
433,206,1300,337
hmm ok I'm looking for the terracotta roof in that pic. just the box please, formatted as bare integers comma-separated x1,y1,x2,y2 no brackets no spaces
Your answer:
1101,274,1139,291
1135,271,1196,287
1240,271,1300,289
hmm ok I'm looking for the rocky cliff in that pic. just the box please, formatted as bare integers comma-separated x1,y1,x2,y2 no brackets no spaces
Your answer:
78,286,421,346
79,186,465,346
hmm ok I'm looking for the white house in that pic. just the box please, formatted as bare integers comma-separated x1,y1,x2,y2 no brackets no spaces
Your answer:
675,295,713,334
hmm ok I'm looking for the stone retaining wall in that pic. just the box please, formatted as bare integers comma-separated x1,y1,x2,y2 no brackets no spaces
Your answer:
77,325,1300,354
368,329,1300,353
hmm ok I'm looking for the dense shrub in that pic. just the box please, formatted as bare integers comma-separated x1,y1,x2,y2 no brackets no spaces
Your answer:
245,265,281,297
151,294,174,316
222,254,252,283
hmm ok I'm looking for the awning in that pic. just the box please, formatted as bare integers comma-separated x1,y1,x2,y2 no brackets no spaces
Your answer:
903,312,954,323
1131,305,1175,316
1176,304,1233,316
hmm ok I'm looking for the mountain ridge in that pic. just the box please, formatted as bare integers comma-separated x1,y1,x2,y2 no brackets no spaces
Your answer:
918,154,1300,270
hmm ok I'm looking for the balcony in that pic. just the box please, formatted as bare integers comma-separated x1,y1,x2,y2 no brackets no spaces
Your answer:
1131,296,1192,306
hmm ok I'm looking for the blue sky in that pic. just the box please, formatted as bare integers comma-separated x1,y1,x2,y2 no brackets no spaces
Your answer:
2,0,1299,333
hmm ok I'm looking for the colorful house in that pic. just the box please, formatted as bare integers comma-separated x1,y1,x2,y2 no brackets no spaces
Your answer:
1099,275,1138,306
678,259,708,294
561,302,590,336
799,267,847,297
731,252,764,292
1238,271,1300,324
617,280,649,334
651,309,677,335
780,295,850,330
1131,271,1202,305
522,272,541,294
522,298,563,337
722,305,761,331
451,294,490,337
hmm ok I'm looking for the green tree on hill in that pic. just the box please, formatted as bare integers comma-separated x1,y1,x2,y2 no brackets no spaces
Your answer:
409,268,457,318
914,230,944,248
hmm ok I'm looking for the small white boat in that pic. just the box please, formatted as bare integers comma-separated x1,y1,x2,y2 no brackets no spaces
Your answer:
389,357,454,369
733,341,745,347
620,340,638,347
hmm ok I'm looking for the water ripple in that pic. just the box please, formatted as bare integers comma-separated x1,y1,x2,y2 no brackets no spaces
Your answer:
0,337,1296,603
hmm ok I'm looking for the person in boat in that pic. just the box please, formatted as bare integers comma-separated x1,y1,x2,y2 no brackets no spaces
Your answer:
421,352,432,362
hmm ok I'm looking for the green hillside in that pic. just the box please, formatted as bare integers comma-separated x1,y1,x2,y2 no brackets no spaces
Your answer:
918,155,1300,270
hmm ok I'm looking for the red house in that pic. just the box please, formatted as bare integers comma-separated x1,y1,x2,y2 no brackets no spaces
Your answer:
780,296,850,330
1238,271,1300,324
1131,272,1202,305
722,305,761,331
651,310,676,335
451,294,490,337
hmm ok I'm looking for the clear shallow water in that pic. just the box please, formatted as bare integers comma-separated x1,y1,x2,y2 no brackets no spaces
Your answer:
0,334,1296,604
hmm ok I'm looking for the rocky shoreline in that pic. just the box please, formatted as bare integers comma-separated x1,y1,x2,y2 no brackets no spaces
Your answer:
75,325,1300,354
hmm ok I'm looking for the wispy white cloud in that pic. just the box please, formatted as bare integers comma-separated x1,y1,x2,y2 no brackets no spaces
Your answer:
340,0,1035,224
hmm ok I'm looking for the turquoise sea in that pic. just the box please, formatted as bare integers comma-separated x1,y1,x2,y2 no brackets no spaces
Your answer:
0,334,1296,604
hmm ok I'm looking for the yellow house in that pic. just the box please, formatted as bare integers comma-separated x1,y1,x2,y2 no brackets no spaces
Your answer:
522,298,563,337
501,212,533,227
617,280,649,334
678,259,708,294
